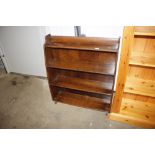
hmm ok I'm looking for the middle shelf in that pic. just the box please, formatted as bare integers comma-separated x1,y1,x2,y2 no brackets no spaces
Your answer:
50,75,113,95
47,68,114,96
129,52,155,68
124,77,155,97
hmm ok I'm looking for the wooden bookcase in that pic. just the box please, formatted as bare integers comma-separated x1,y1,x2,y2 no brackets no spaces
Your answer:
44,35,120,112
110,26,155,128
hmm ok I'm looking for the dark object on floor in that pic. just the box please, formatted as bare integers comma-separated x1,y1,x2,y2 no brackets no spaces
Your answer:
11,80,17,85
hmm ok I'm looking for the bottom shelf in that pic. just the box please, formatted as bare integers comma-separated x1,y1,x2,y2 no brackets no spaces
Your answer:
120,98,155,122
109,98,155,128
55,90,111,112
109,113,155,128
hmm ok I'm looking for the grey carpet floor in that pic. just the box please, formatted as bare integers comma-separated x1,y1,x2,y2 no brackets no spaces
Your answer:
0,73,137,129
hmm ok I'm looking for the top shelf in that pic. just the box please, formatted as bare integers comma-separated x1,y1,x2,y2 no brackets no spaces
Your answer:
134,32,155,37
134,26,155,37
45,34,120,53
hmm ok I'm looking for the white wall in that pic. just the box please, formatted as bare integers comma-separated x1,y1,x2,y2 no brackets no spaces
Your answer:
81,26,123,37
47,26,75,36
0,26,46,76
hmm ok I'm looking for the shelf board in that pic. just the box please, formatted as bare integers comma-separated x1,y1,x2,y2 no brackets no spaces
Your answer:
129,52,155,68
51,75,113,95
109,113,155,128
56,91,111,111
129,62,155,68
134,32,155,37
124,77,155,97
120,98,155,122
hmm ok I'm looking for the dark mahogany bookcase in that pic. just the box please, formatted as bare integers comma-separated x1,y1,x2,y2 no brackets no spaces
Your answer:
44,34,120,112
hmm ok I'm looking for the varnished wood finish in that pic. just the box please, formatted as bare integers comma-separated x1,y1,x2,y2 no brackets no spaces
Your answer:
45,35,119,52
110,26,155,128
111,27,135,113
45,48,116,75
124,77,155,97
134,32,155,37
129,52,155,68
109,113,155,128
134,26,155,36
56,90,111,111
120,98,155,123
47,68,114,83
51,75,113,95
45,35,120,111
